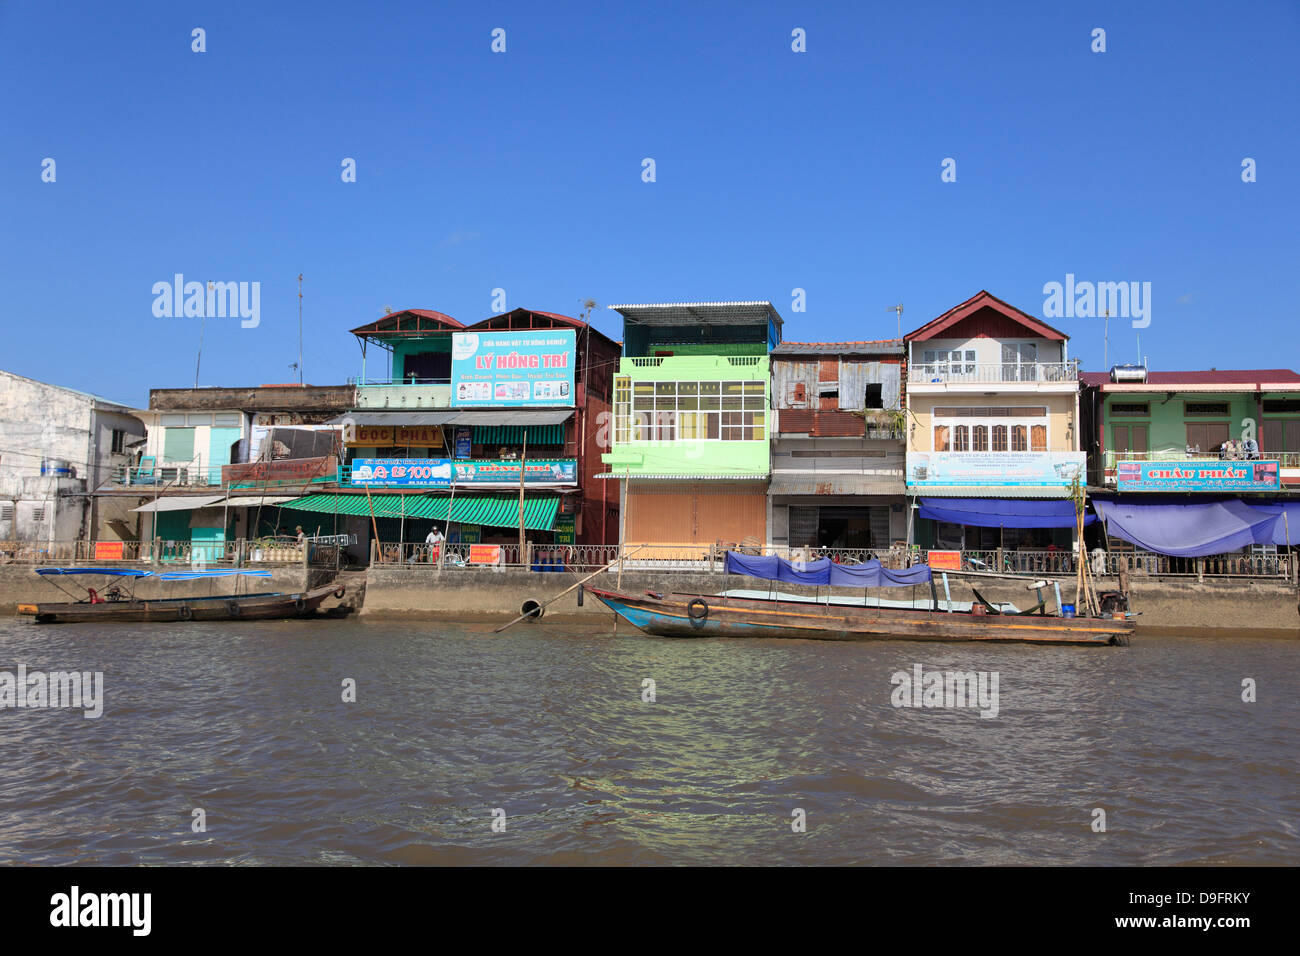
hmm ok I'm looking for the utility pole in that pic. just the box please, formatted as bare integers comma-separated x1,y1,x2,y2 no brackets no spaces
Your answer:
518,429,528,565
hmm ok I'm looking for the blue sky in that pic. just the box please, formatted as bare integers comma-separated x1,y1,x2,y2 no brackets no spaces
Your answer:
2,0,1296,407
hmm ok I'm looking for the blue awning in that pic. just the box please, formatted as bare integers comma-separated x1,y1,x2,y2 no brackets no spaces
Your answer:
1093,498,1284,557
724,552,932,587
918,497,1093,529
35,568,154,577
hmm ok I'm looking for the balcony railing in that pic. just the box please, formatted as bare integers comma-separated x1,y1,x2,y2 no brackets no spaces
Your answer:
910,361,1079,384
354,379,451,409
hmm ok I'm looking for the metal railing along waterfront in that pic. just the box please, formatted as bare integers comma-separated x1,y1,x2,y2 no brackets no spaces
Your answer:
910,361,1079,384
1101,448,1300,468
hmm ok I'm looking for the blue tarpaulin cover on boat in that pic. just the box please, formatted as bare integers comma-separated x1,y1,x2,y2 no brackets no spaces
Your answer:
157,570,273,580
724,552,932,587
918,497,1093,528
1093,498,1283,558
35,568,154,577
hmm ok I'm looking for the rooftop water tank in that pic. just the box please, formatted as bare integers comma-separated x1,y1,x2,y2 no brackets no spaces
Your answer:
1109,364,1148,383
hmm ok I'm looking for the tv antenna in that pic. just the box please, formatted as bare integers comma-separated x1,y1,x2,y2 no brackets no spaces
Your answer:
1103,309,1109,370
297,273,304,385
886,303,904,338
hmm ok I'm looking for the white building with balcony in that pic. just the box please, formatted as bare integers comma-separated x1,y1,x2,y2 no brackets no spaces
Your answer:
903,291,1086,556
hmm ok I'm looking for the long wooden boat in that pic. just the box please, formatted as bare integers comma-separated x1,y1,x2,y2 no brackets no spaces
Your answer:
17,568,344,624
586,587,1134,645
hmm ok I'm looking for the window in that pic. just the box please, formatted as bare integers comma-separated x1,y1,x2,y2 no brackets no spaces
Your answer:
1001,343,1038,381
1113,424,1148,453
616,379,765,442
1263,400,1300,414
1185,401,1230,417
111,429,125,454
863,383,883,409
0,503,13,522
786,382,808,407
1262,419,1300,453
1186,421,1229,454
931,407,1047,454
922,349,976,377
32,505,46,522
1111,402,1150,417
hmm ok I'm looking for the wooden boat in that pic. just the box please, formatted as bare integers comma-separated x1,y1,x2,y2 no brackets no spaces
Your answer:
17,568,345,624
586,587,1134,645
585,550,1135,645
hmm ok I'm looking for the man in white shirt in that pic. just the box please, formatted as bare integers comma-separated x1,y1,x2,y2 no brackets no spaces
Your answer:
425,526,444,563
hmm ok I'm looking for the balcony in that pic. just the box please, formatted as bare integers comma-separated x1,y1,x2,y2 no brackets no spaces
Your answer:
909,361,1079,387
353,378,451,410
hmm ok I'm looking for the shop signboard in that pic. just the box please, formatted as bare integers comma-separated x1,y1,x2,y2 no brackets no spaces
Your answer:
450,329,576,407
454,427,473,458
906,452,1085,488
349,457,577,487
927,550,962,571
1116,459,1280,492
553,513,576,546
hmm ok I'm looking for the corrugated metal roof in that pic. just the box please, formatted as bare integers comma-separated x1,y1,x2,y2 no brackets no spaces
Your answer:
907,485,1073,498
328,410,574,426
608,301,784,327
772,340,903,355
132,495,225,513
1081,369,1300,389
279,493,559,530
770,476,906,496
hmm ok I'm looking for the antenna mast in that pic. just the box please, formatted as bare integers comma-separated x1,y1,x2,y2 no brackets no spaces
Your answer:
887,303,904,338
297,273,304,385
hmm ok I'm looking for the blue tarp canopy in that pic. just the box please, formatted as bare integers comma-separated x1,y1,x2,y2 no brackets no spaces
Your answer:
157,570,273,580
724,552,932,587
35,567,154,577
1093,498,1300,558
918,497,1093,529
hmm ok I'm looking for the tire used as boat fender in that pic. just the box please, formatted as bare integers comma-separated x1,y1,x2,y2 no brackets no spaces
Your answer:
686,598,709,626
334,585,346,599
178,604,193,622
228,600,242,618
294,595,307,614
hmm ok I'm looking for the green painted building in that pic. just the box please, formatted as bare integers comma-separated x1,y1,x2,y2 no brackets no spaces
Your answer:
602,302,781,550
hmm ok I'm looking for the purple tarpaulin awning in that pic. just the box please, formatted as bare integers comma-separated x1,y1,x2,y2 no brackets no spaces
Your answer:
724,552,932,587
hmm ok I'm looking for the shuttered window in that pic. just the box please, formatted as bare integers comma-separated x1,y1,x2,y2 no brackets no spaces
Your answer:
163,427,195,463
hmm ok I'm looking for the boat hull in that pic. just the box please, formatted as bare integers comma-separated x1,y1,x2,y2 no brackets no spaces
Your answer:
587,588,1132,645
21,584,342,624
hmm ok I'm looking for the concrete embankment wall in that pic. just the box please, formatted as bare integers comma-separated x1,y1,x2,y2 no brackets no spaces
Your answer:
0,563,310,612
360,566,1300,636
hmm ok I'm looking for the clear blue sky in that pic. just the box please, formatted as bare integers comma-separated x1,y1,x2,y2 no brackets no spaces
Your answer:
2,0,1296,408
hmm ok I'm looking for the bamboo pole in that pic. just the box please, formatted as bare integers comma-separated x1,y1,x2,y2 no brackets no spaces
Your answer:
364,484,380,563
493,546,645,633
518,429,528,566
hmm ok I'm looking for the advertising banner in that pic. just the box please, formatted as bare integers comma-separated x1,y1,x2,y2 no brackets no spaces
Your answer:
348,458,577,487
927,550,962,571
349,458,453,487
468,544,502,564
1116,459,1280,492
451,329,576,407
907,452,1085,487
454,427,473,458
223,456,336,485
94,541,125,560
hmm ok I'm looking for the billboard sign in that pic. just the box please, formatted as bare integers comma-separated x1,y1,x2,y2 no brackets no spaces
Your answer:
450,329,575,407
349,457,577,487
906,452,1085,488
1116,459,1280,492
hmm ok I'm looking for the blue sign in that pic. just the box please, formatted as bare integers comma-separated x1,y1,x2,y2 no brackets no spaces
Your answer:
451,329,575,407
1117,459,1280,492
454,427,472,458
350,458,452,488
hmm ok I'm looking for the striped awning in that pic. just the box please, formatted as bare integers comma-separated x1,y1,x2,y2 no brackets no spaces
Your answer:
474,424,565,445
279,493,559,531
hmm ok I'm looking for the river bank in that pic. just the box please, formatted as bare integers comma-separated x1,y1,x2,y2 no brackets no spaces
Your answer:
3,563,1297,636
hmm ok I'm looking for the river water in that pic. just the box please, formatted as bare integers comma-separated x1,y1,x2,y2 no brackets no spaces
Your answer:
0,617,1295,865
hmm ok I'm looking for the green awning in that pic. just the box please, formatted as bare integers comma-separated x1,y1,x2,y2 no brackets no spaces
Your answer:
473,424,565,446
279,493,559,531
